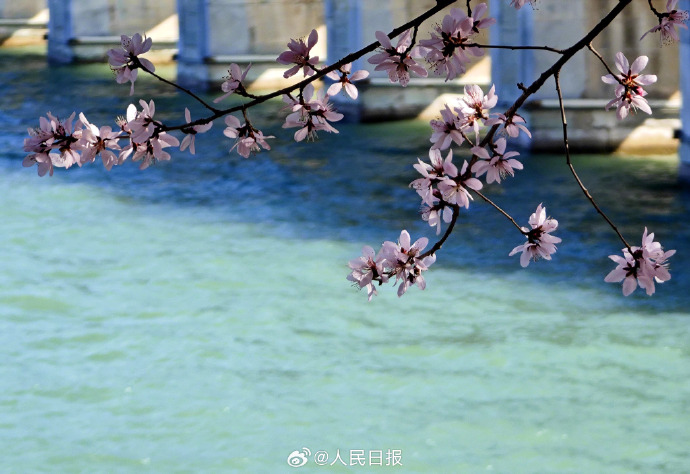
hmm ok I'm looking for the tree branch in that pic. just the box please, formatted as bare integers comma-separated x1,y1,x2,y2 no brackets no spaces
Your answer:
157,0,460,133
133,57,220,114
554,70,632,252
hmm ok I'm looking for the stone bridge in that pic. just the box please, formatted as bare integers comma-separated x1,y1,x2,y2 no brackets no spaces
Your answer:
2,0,687,178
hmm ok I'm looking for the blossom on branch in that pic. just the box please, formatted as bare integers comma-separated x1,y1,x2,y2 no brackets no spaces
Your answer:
468,3,496,35
128,133,179,170
282,84,343,141
347,245,388,301
496,113,531,139
429,104,465,150
77,113,122,169
456,84,499,138
437,160,483,209
22,152,54,177
510,0,537,9
326,63,369,99
223,115,273,158
127,99,158,143
411,148,458,206
368,29,428,87
605,228,675,296
214,63,251,103
509,204,562,267
276,29,319,78
23,112,83,175
381,230,436,297
180,108,213,155
107,33,155,95
601,52,657,120
641,0,689,44
420,7,484,81
471,138,523,184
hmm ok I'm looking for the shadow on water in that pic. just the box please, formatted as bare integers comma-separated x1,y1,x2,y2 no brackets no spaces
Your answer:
2,48,689,312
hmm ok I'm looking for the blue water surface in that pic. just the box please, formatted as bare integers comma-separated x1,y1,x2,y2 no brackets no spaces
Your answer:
0,48,689,473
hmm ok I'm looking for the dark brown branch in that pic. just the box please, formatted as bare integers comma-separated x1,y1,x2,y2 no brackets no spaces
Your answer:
488,0,635,139
158,0,460,133
473,189,526,234
469,0,634,166
554,70,632,251
420,205,460,258
587,42,623,85
647,0,663,19
134,57,220,114
466,43,565,54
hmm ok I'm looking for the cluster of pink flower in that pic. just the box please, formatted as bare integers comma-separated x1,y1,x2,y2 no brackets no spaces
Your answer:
605,229,676,296
641,0,689,44
367,3,496,85
22,99,193,174
348,1,680,299
21,0,684,300
601,52,657,120
348,231,437,300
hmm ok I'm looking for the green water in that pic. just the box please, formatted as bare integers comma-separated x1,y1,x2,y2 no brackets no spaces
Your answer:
1,49,689,473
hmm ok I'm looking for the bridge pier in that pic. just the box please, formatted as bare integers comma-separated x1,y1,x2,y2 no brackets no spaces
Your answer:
0,0,47,47
46,0,177,64
177,0,325,90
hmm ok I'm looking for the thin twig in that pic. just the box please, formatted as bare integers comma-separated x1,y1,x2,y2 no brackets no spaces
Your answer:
554,70,632,251
466,43,565,53
473,189,526,234
647,0,663,19
586,42,624,86
481,0,635,148
134,58,220,113
420,205,460,258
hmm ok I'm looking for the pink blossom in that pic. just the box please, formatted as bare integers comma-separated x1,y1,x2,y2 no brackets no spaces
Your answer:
214,63,251,103
496,113,531,139
421,202,454,235
509,204,562,267
641,0,689,44
602,52,657,120
282,84,343,141
77,113,122,169
510,0,536,9
455,84,499,138
605,228,675,296
22,152,54,177
347,245,388,301
420,8,483,81
380,230,436,297
129,132,180,170
326,63,369,99
179,108,213,155
471,138,523,184
23,112,83,173
468,3,496,34
127,99,158,143
367,30,428,87
429,104,465,150
223,115,273,158
107,33,155,95
410,148,458,205
276,29,319,78
437,160,483,209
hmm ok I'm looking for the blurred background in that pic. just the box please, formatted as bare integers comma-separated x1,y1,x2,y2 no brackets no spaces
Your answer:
1,1,689,472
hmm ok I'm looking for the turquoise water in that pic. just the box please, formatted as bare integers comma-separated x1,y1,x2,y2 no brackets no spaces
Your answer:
1,49,690,473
